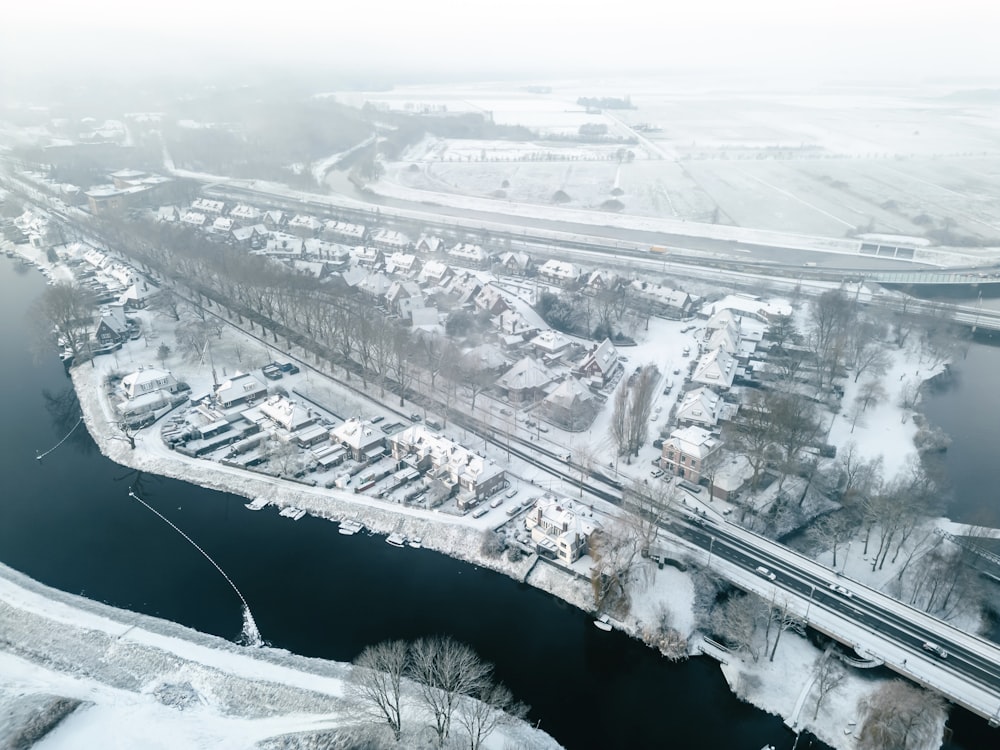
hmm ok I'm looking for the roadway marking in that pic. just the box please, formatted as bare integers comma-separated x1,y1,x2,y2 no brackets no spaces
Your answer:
735,168,856,229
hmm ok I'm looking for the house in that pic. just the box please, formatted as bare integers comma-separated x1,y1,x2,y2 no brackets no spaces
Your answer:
585,270,620,294
497,309,538,339
660,426,722,483
675,387,724,427
322,220,365,244
447,243,489,268
263,210,288,231
415,235,445,254
538,259,579,286
528,329,571,359
542,377,594,428
229,204,262,223
460,344,509,373
262,232,304,257
691,348,738,390
498,251,531,276
156,206,180,222
386,252,421,276
705,294,792,324
628,281,695,318
230,225,261,249
210,216,235,235
474,284,510,316
357,271,392,301
329,418,386,462
120,366,178,400
575,338,619,385
180,211,207,228
259,395,316,432
215,373,268,409
389,425,505,506
525,495,600,564
95,307,131,345
118,282,157,311
190,198,226,216
418,260,453,287
386,280,423,316
707,321,741,356
287,214,323,238
705,308,742,337
709,454,752,501
369,228,410,252
351,246,384,269
496,356,553,403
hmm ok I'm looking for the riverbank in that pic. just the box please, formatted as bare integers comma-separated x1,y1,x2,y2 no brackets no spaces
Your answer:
0,560,561,749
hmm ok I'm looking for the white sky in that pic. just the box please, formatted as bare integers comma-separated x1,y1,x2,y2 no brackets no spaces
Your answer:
2,0,999,83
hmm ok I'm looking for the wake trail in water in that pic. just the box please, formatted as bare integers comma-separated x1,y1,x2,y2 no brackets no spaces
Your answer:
127,489,263,647
36,415,84,460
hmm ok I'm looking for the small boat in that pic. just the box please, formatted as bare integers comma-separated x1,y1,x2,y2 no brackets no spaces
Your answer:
339,520,364,535
386,532,406,547
279,506,306,520
245,499,269,511
408,537,422,549
593,614,612,632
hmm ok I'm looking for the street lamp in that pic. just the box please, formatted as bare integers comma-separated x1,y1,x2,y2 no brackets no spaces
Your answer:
707,536,715,569
804,585,816,621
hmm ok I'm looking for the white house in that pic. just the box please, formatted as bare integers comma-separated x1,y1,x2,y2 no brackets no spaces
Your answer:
692,348,737,390
538,259,579,285
215,373,267,408
675,387,724,427
121,366,178,400
525,495,600,564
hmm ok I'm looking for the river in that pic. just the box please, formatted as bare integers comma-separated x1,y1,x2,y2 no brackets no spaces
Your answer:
0,255,992,749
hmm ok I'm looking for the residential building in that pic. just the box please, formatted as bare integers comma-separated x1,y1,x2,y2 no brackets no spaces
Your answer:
528,329,571,359
389,425,505,506
415,235,444,254
474,284,510,316
660,425,722,483
538,259,579,286
447,242,489,268
369,228,410,252
180,211,207,228
215,373,267,409
259,395,316,432
95,307,131,345
525,495,600,564
322,220,365,244
120,366,178,400
498,251,531,276
229,204,262,223
287,214,323,238
330,418,386,462
191,198,225,216
575,338,619,385
692,348,737,390
675,387,724,427
496,357,553,403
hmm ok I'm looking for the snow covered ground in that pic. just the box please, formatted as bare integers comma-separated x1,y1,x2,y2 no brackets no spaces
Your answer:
0,562,561,750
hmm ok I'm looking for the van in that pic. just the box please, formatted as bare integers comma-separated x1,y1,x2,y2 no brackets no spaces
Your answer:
490,497,504,508
472,507,489,519
678,480,702,495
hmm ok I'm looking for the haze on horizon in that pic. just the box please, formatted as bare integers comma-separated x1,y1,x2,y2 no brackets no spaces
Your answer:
2,0,999,93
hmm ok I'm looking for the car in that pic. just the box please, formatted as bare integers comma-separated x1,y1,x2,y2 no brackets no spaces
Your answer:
370,415,385,424
651,469,665,479
922,642,949,659
682,346,691,357
828,583,853,598
505,488,519,498
499,408,513,416
409,413,422,422
681,325,695,333
673,367,681,375
677,480,702,495
755,566,777,581
277,361,299,373
536,424,548,433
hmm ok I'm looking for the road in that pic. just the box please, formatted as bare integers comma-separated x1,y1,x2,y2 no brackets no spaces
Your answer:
670,512,1000,723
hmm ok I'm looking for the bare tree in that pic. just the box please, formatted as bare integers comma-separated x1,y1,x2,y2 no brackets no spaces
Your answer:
806,289,854,390
609,365,658,462
857,680,945,750
856,378,887,412
348,639,409,741
31,281,95,359
709,591,767,662
811,650,846,720
846,318,891,383
455,682,528,750
408,636,492,746
767,597,804,662
725,391,775,490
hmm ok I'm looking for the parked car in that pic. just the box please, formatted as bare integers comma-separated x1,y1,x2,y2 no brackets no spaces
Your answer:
499,408,513,416
409,413,422,422
370,415,385,424
277,361,300,374
650,469,665,479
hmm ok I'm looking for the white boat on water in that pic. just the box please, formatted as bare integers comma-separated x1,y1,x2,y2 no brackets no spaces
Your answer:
593,614,612,632
386,532,407,547
245,499,269,511
279,506,306,520
339,520,364,536
408,537,422,549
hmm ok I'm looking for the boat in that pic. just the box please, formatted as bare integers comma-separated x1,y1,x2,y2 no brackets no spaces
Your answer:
408,537,422,549
593,614,612,632
244,499,269,511
338,519,364,536
386,532,406,547
279,506,306,520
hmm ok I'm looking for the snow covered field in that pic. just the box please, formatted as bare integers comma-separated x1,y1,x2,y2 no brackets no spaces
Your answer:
0,562,561,750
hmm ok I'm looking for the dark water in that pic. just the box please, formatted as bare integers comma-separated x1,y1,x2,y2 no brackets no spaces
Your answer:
0,256,992,749
923,332,1000,527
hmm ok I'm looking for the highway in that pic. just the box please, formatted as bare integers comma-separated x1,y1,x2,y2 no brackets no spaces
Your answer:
670,513,1000,722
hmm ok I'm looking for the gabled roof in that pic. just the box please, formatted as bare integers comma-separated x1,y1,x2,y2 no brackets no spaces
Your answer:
676,387,723,426
692,348,737,390
529,329,571,354
544,377,593,410
497,357,552,391
665,425,721,460
577,338,618,375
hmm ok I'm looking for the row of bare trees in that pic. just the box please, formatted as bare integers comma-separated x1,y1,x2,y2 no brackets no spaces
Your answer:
349,636,527,749
609,364,658,462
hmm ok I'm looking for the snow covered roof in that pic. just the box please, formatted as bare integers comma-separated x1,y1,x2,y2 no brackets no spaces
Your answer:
497,357,552,391
529,329,571,354
665,425,721,460
692,348,737,390
544,377,593,409
676,387,723,427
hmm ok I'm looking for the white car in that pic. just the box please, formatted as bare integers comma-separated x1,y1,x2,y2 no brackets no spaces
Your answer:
755,566,776,581
828,583,853,598
650,469,665,479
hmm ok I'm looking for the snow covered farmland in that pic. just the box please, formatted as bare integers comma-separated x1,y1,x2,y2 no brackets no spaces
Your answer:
362,79,1000,245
